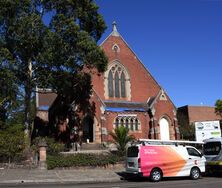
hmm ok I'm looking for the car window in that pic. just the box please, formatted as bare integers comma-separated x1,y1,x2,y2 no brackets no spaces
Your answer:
187,147,201,157
203,142,221,155
127,146,139,157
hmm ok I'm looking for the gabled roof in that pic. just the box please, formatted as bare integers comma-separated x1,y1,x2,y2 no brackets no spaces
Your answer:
147,88,177,110
91,88,106,107
100,22,176,106
36,88,57,111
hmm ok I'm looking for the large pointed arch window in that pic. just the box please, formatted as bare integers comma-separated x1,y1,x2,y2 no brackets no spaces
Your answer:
107,63,128,98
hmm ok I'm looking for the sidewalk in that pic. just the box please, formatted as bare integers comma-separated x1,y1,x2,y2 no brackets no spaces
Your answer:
0,166,125,185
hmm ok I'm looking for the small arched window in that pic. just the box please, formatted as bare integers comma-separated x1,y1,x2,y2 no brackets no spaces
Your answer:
115,118,119,128
135,119,139,131
112,44,120,53
130,119,134,131
125,119,129,129
120,118,124,126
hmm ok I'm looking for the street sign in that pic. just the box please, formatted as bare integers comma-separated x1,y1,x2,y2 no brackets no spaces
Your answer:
195,121,221,142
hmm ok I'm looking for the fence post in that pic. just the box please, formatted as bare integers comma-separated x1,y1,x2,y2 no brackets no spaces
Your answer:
38,139,47,169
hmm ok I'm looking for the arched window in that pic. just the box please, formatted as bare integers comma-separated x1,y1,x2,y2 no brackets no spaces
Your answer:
105,62,130,99
125,119,129,129
120,118,124,126
114,72,120,97
108,70,113,97
115,118,119,128
135,119,139,131
121,72,126,97
130,119,134,131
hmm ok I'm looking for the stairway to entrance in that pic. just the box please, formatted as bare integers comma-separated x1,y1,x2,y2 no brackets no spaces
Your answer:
81,143,106,150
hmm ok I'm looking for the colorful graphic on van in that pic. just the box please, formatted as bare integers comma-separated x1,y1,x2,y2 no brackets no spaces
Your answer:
140,145,186,176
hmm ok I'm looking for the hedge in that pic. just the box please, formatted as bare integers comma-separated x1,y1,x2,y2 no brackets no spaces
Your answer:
46,153,124,169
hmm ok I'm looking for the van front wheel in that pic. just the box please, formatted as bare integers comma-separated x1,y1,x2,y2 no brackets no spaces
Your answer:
190,167,200,180
150,168,162,182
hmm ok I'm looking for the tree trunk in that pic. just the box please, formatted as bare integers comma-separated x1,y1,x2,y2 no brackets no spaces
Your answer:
24,60,32,148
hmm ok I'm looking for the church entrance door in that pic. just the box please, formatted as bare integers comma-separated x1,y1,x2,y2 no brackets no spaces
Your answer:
82,115,94,142
159,118,170,140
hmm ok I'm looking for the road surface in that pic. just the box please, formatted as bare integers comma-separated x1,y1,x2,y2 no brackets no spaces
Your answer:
2,177,222,188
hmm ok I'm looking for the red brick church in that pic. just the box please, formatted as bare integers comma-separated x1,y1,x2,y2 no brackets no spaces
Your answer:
82,22,180,143
36,22,180,144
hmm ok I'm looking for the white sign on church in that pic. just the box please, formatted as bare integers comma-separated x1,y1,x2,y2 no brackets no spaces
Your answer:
195,120,221,142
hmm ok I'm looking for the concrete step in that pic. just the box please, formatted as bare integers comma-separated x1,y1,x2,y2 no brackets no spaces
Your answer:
81,143,105,150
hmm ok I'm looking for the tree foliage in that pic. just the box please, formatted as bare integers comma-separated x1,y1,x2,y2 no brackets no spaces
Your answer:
0,65,17,126
109,126,135,156
31,136,64,155
215,99,222,118
179,124,195,141
0,0,108,133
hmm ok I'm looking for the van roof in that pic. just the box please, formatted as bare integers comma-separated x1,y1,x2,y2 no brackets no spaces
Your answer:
132,139,204,147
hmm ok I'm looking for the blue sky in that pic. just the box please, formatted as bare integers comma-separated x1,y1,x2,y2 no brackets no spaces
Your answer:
96,0,222,107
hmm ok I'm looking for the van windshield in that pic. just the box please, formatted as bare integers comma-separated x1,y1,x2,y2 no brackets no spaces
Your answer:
203,142,221,155
127,146,139,157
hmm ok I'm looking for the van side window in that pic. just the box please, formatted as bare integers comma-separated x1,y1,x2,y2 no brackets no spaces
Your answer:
187,148,201,157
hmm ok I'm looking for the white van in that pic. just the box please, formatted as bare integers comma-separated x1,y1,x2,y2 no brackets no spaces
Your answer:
203,137,222,175
125,139,206,182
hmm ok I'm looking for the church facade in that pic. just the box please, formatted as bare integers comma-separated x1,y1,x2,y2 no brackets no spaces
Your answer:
83,22,180,143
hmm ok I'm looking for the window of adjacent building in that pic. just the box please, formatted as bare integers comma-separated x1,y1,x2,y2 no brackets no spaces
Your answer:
114,117,141,131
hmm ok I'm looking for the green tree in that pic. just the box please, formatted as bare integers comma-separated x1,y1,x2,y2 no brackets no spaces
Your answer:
0,1,108,136
179,124,195,140
0,124,25,163
109,126,135,156
0,60,18,129
215,99,222,118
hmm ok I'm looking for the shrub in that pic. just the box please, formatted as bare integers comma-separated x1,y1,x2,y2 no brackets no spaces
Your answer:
46,153,124,170
109,126,135,156
0,124,25,163
31,137,65,155
45,137,65,155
